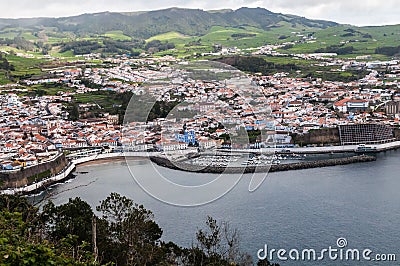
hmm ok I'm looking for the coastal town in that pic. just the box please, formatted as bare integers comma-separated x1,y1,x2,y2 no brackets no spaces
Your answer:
0,4,400,266
2,4,400,266
1,48,400,189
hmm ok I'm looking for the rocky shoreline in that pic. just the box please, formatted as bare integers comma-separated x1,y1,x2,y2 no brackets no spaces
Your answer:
150,155,377,174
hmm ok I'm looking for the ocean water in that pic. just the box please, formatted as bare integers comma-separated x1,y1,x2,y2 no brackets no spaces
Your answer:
30,150,400,265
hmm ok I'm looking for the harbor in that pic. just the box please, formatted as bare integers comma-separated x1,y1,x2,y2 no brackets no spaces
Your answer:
150,154,377,174
1,139,400,195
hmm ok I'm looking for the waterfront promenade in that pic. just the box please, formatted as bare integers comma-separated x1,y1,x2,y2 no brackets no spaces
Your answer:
0,152,158,195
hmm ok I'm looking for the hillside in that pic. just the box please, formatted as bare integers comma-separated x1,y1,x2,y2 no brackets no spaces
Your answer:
0,7,337,38
0,7,399,59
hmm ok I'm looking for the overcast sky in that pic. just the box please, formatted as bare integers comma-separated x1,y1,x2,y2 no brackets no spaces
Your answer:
1,0,399,26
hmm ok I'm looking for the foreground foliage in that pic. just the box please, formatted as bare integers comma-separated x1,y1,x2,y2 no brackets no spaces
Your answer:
0,193,279,265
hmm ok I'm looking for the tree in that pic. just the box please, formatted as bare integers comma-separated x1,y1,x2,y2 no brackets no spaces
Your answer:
194,216,253,265
0,194,96,265
96,192,163,265
196,216,221,260
0,211,95,265
257,258,280,266
0,54,15,71
0,211,66,265
0,194,38,222
0,194,262,265
70,103,80,121
41,198,94,244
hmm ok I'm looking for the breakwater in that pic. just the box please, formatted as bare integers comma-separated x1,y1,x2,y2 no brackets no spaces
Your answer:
150,155,377,174
0,153,68,189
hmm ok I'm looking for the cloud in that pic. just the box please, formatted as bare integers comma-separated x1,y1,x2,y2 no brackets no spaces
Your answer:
1,0,400,26
254,0,400,26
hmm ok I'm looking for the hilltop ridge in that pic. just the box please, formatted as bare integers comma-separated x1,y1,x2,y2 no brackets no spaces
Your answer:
0,7,337,38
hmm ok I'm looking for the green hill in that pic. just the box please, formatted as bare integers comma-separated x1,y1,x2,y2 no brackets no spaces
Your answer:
0,7,337,38
0,7,399,58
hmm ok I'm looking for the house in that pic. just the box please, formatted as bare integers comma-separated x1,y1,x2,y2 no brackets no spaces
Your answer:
318,93,338,102
215,129,227,137
175,129,196,145
133,144,150,151
347,99,369,112
287,101,302,111
198,138,217,150
275,131,292,145
64,69,82,77
334,98,350,113
159,141,188,151
334,98,369,113
107,114,119,125
106,139,118,147
386,101,400,116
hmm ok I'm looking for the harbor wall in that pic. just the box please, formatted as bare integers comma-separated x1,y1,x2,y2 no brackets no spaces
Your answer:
0,153,68,189
0,152,160,194
291,127,340,146
150,155,377,174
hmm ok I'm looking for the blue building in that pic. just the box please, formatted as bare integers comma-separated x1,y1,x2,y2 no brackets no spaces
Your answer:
175,129,196,145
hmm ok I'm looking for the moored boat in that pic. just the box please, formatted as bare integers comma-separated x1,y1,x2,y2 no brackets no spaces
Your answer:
355,144,378,153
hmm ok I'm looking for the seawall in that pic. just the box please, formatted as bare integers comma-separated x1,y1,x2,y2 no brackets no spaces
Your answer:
0,153,68,189
150,155,377,174
0,152,159,195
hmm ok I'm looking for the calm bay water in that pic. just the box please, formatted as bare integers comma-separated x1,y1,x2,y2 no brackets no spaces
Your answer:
30,151,400,265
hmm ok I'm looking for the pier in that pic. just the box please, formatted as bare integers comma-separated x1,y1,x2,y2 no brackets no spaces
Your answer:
150,154,377,174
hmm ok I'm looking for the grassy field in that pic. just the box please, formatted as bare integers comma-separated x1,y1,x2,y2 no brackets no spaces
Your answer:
0,53,48,84
0,32,19,39
0,46,44,58
0,28,39,41
19,32,39,41
147,31,189,42
74,92,123,109
0,20,399,64
6,54,44,76
104,30,132,41
284,24,400,55
0,71,9,85
148,23,346,57
0,46,23,53
49,49,76,59
146,22,400,58
30,84,73,95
